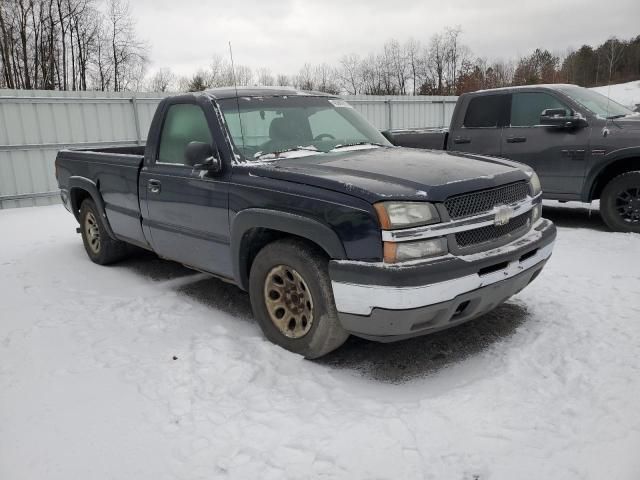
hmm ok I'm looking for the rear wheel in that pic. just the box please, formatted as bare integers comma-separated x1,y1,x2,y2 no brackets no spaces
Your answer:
79,199,130,264
600,171,640,233
249,239,349,359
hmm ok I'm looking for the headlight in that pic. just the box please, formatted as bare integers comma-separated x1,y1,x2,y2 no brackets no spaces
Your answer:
384,237,448,263
529,171,542,196
374,201,440,229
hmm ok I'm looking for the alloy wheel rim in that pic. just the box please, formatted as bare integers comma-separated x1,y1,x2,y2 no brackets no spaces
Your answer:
263,265,314,339
615,187,640,224
85,211,101,253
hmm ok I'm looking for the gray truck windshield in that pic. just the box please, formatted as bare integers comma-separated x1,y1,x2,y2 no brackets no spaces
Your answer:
218,96,391,160
557,86,634,118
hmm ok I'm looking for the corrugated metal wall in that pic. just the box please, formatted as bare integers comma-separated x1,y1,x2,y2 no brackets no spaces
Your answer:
345,95,457,130
0,90,457,209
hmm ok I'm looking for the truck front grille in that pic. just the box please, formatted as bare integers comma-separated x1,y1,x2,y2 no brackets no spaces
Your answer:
445,182,530,219
455,212,530,248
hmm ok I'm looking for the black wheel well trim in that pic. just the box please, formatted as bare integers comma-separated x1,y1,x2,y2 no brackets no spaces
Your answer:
231,208,347,290
68,176,116,239
587,154,640,201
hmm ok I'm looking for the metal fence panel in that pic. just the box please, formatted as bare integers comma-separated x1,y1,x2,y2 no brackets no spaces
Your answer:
0,90,457,208
345,94,457,130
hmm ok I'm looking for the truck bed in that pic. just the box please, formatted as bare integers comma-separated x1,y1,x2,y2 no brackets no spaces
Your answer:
55,145,148,248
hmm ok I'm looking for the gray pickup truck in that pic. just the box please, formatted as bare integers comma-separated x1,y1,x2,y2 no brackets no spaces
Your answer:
390,84,640,232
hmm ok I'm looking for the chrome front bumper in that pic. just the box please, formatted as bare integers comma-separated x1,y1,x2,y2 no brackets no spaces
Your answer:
329,219,556,340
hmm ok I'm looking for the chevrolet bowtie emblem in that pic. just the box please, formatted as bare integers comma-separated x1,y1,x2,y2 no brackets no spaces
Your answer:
494,205,514,226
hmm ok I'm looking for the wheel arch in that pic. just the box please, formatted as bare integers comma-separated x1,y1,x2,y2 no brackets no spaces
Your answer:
231,209,346,291
68,176,117,239
587,155,640,201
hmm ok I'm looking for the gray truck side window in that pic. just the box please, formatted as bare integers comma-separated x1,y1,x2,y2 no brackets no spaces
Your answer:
463,95,508,128
158,104,213,165
510,92,568,127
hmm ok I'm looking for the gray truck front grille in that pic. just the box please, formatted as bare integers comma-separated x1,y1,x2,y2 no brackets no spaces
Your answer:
455,212,530,248
445,182,530,219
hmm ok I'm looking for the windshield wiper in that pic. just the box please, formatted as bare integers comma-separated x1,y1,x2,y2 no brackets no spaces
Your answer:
254,146,321,160
331,141,386,151
606,114,627,120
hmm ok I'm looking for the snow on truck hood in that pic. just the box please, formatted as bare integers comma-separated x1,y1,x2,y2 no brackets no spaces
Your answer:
235,147,530,203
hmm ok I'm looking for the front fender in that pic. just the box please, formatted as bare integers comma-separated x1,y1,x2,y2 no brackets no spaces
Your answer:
584,146,640,201
230,208,346,289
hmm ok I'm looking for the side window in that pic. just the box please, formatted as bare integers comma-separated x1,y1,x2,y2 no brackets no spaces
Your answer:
463,95,509,128
510,92,569,127
157,104,213,165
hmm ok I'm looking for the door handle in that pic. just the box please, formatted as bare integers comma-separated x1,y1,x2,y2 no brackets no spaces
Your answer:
148,179,161,194
506,136,527,143
453,137,471,144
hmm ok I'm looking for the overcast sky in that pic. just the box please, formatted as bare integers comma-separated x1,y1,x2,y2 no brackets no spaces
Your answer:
132,0,640,77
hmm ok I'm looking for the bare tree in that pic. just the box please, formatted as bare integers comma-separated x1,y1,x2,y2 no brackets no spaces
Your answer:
383,39,408,94
147,67,175,92
233,64,252,86
337,53,361,94
275,73,290,86
0,1,17,87
426,32,446,94
256,67,274,86
604,37,625,85
444,26,462,93
404,38,422,95
313,63,339,94
295,63,314,90
106,0,147,91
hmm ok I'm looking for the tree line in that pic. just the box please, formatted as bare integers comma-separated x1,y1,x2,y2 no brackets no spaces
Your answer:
171,30,640,96
0,0,148,91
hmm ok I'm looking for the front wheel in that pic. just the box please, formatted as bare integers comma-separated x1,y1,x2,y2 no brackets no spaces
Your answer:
600,171,640,233
249,239,349,359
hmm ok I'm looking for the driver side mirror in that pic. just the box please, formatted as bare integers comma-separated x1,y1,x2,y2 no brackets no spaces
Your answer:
539,108,587,129
185,141,221,174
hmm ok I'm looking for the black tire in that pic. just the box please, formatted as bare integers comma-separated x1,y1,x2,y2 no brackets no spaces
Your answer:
79,199,130,265
249,239,349,359
600,171,640,233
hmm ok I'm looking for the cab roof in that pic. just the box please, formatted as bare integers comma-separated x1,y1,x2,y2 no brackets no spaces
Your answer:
204,86,334,100
471,84,581,95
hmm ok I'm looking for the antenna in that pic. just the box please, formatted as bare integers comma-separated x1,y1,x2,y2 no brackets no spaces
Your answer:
228,41,246,156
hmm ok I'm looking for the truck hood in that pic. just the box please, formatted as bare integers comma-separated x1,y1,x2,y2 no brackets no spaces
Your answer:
234,147,530,203
592,114,640,154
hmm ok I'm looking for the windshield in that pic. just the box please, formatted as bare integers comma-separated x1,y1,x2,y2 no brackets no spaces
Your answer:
217,96,391,160
556,86,634,118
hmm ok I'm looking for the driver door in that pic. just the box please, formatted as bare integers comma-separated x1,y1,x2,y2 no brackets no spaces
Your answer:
139,101,232,277
501,91,590,196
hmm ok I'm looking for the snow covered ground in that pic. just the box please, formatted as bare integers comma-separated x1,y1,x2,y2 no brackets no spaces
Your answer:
592,80,640,111
1,204,640,480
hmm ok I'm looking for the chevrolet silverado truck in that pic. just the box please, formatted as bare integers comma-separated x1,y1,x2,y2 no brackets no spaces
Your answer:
389,84,640,232
55,88,556,358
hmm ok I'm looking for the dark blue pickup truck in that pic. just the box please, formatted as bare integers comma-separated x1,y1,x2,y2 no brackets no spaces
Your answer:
390,84,640,232
55,88,556,358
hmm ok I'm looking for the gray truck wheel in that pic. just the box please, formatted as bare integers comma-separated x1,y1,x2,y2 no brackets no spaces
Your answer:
249,239,349,359
79,199,130,265
600,171,640,233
